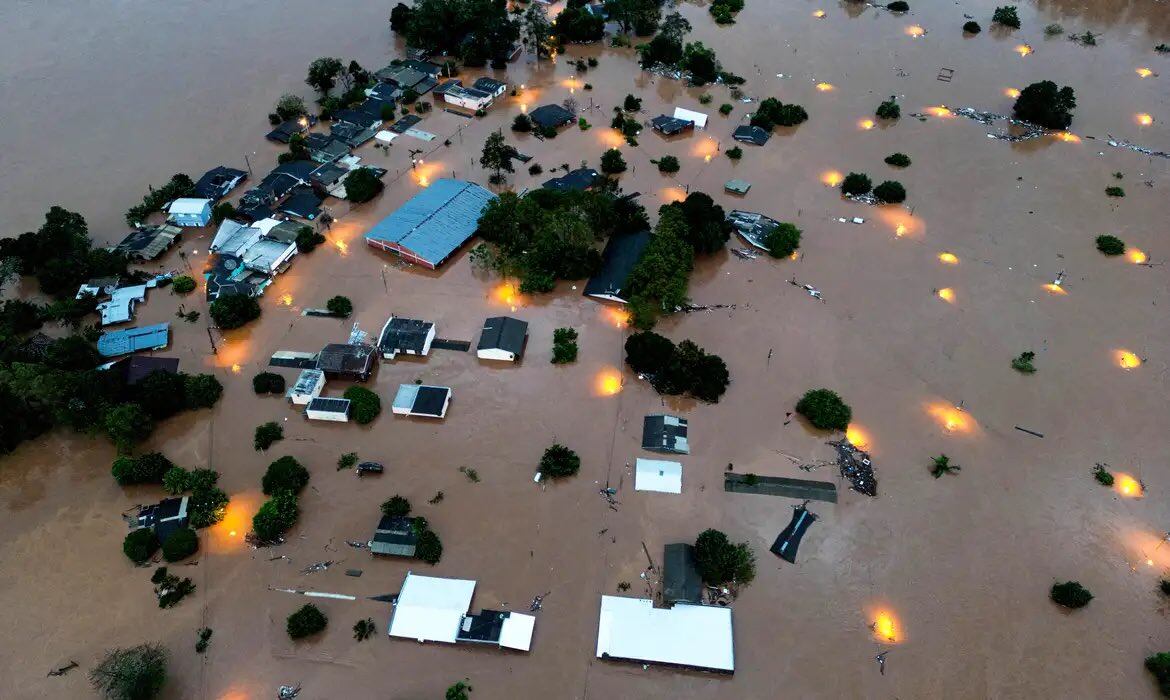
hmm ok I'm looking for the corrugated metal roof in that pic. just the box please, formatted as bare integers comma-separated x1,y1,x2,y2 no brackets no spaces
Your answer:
97,323,170,357
364,179,495,267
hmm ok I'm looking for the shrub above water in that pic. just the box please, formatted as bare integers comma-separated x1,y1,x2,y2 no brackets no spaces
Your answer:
796,389,852,430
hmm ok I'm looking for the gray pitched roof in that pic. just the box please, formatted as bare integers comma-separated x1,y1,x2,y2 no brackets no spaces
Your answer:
477,316,528,355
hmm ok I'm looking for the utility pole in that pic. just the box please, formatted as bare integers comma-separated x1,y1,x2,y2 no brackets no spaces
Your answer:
206,327,218,355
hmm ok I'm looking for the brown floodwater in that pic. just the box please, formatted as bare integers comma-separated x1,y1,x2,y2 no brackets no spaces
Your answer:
2,0,1170,698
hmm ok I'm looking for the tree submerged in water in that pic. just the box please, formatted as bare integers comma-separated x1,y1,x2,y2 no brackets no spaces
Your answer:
930,454,961,478
89,643,168,700
1012,80,1076,130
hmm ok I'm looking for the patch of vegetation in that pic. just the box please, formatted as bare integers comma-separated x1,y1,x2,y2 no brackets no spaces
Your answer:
512,113,533,132
1044,23,1064,36
287,603,328,639
344,168,384,203
254,421,284,451
252,372,286,395
1050,580,1093,609
600,148,628,175
446,680,473,700
539,443,581,478
353,618,376,641
750,97,809,130
124,528,160,564
963,20,981,34
610,112,643,145
763,222,802,259
391,0,519,66
884,153,911,167
694,528,756,585
1161,579,1170,597
719,103,733,116
325,295,353,317
655,155,680,173
125,174,194,227
112,452,174,486
1072,30,1098,46
841,172,873,196
1011,351,1036,373
382,495,411,518
162,467,228,528
152,567,196,608
1146,653,1170,697
555,2,605,43
1012,80,1076,130
624,94,643,112
552,327,579,364
873,181,907,203
338,452,358,471
698,93,713,105
343,385,381,424
1095,235,1125,255
709,0,744,24
429,491,445,504
624,331,730,402
1157,44,1170,54
992,6,1020,29
887,1,909,11
459,465,481,482
195,628,213,654
295,225,325,253
726,146,743,160
161,527,199,562
89,643,167,700
481,130,518,185
578,117,591,131
1105,186,1125,198
1093,463,1114,486
252,490,299,542
262,456,310,496
875,97,901,120
930,454,961,478
795,388,852,430
528,163,543,176
209,293,260,330
416,525,444,564
171,276,196,294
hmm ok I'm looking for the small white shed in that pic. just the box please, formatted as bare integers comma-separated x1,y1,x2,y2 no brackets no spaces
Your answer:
306,396,350,422
635,458,683,494
167,198,213,227
287,369,325,405
672,107,709,130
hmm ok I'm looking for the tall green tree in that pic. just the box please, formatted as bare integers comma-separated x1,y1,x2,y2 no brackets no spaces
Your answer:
306,57,343,95
480,131,517,184
524,3,553,60
89,643,168,700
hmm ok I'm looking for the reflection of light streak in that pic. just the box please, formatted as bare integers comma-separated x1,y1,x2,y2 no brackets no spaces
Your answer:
1126,248,1148,264
859,119,875,130
928,105,952,118
821,170,843,187
1137,113,1154,126
1015,44,1033,57
936,288,955,303
1054,131,1080,143
894,223,907,238
1005,88,1021,98
520,102,528,113
905,25,925,38
815,82,834,92
660,186,687,203
212,491,261,551
1115,473,1143,498
790,251,799,261
1136,67,1153,78
846,424,870,450
927,402,975,434
279,293,293,306
334,239,349,255
1042,283,1067,295
602,306,630,328
493,282,524,309
1116,350,1141,369
599,128,625,148
596,368,623,396
938,252,959,264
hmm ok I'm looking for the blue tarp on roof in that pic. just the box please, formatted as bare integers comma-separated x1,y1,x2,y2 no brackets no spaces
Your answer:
364,179,495,268
97,323,170,358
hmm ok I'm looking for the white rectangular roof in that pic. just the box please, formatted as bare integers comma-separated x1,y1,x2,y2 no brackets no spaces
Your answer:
635,458,683,494
168,198,211,214
673,107,708,129
499,613,537,651
389,573,476,643
596,596,734,671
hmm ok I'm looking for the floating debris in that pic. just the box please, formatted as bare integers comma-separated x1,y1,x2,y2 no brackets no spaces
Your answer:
1106,134,1169,159
829,439,877,496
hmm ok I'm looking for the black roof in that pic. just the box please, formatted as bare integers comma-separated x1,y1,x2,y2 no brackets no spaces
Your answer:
304,132,333,149
478,316,528,355
192,166,248,200
355,97,393,121
530,104,575,129
265,120,308,144
316,343,375,378
310,162,349,187
434,79,463,96
542,167,599,192
733,125,770,146
771,505,817,564
457,610,510,643
473,77,506,93
204,255,267,300
650,115,694,135
278,187,322,220
234,202,275,224
308,397,351,414
379,317,434,354
662,543,703,604
642,414,689,453
123,356,181,385
273,160,317,181
333,108,381,129
583,230,651,302
403,59,442,75
389,114,422,134
412,386,450,417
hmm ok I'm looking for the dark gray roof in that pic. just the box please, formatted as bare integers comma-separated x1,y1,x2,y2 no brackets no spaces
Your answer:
662,543,703,604
583,231,651,302
308,397,351,414
278,187,322,220
472,77,506,93
379,317,434,354
266,119,308,143
733,125,770,146
650,115,694,135
529,104,574,129
642,414,689,454
123,356,181,385
114,225,182,260
542,167,599,192
477,316,528,355
309,162,349,187
389,114,422,133
412,386,450,417
457,610,510,643
333,109,381,129
316,343,375,378
192,166,247,200
370,515,419,556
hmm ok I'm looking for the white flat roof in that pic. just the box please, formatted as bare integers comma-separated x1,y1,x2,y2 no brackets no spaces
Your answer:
389,573,476,644
499,613,537,651
635,458,683,494
673,107,709,129
168,197,211,214
596,596,734,671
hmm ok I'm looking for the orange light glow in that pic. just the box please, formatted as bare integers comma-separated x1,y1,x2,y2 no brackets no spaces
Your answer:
845,424,870,450
821,170,843,187
813,9,826,18
1015,44,1033,57
938,252,959,264
660,186,687,203
905,25,925,38
872,610,900,643
492,282,525,310
1115,474,1143,498
894,223,907,238
230,363,242,374
1136,67,1153,78
334,239,349,255
520,102,528,113
279,293,293,306
1127,248,1148,264
937,287,955,303
928,105,952,118
927,402,976,434
1116,350,1141,369
1054,131,1081,143
1137,113,1154,126
1005,88,1021,98
859,119,875,130
1042,283,1068,295
599,128,626,148
596,368,623,396
789,251,800,261
815,82,834,92
602,306,631,328
211,491,261,551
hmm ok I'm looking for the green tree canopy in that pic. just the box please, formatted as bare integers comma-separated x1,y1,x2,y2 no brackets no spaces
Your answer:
344,168,384,203
694,528,756,585
1013,80,1076,130
89,643,167,700
795,388,852,430
209,293,260,330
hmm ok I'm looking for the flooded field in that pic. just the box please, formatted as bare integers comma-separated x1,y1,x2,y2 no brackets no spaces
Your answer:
2,0,1169,698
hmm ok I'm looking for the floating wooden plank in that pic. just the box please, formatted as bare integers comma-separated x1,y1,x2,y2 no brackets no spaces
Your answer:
724,473,838,503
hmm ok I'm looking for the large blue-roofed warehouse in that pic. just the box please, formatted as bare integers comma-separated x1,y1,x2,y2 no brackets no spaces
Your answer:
363,179,496,269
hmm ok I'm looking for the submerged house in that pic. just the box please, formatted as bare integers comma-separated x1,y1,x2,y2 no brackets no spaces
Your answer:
727,210,780,251
529,104,575,130
642,414,689,454
205,219,298,299
304,133,351,164
732,125,770,146
634,458,683,494
392,384,452,418
102,355,180,386
369,515,420,557
650,115,695,137
443,84,495,111
266,118,310,144
136,496,190,542
192,166,247,201
378,316,436,360
331,109,382,147
542,167,599,193
596,596,734,673
672,107,709,130
476,316,527,362
114,224,182,261
364,179,496,269
316,343,376,381
306,396,351,422
287,368,325,405
583,230,650,304
388,572,536,651
662,543,703,605
167,198,213,227
472,77,507,98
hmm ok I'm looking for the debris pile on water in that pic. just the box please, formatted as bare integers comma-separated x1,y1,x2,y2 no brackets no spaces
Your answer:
829,439,877,496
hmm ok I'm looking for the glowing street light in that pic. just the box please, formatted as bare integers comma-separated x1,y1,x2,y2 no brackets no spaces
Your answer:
821,170,843,186
1116,350,1141,369
1136,67,1153,78
905,25,925,38
813,9,826,18
1137,113,1154,126
859,119,875,130
815,82,834,92
1015,44,1033,57
938,252,959,264
1127,248,1148,264
1004,87,1021,98
936,287,955,303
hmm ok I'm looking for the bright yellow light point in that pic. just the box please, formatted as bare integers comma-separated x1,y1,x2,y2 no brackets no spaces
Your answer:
229,530,237,537
821,170,843,187
1116,350,1141,369
1115,474,1143,498
927,402,974,434
520,102,528,113
928,105,952,118
894,223,907,238
1137,113,1154,126
279,293,293,306
1005,88,1021,98
859,119,875,130
704,154,712,162
334,239,349,255
938,252,959,264
905,25,925,37
937,287,955,303
789,251,799,261
1127,248,1148,264
230,363,242,374
874,611,899,642
1136,67,1153,78
596,368,623,396
1015,44,1033,56
813,9,826,18
815,82,834,92
845,424,870,450
1042,283,1068,295
1054,131,1080,143
661,186,687,203
602,306,631,328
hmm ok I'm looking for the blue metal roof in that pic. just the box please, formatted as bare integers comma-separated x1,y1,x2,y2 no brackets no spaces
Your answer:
97,323,170,358
364,179,496,267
